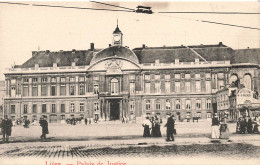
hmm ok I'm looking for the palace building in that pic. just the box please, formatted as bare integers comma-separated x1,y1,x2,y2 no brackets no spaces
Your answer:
3,25,260,123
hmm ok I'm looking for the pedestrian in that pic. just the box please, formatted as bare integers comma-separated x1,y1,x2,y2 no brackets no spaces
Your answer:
142,117,151,137
211,113,220,139
240,117,247,134
1,116,13,143
165,115,175,141
85,118,88,125
247,117,253,134
153,116,162,137
39,117,49,140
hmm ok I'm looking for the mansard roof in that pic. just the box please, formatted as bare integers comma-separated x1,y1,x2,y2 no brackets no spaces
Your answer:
20,49,100,68
18,43,260,68
233,48,260,64
132,43,234,64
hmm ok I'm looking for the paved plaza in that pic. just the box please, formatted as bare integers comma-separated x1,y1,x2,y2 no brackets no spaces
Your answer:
0,120,259,165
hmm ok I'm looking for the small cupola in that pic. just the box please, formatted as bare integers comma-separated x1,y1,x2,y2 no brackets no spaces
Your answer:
112,20,123,46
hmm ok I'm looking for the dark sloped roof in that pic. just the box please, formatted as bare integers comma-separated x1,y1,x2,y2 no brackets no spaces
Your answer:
21,49,100,68
133,44,233,63
113,25,121,33
90,46,139,64
233,49,260,64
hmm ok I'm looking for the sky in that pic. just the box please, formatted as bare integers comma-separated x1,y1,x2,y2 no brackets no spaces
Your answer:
0,1,260,80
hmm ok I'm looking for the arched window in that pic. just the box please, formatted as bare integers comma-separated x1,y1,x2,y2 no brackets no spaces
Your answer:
230,74,238,84
243,74,252,90
111,78,119,94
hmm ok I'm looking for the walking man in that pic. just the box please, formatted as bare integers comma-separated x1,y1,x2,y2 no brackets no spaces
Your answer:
39,117,49,140
165,115,175,141
1,116,13,143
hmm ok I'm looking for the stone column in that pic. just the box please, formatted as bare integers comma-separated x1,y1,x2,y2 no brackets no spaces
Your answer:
56,77,60,96
75,76,79,96
120,100,123,118
29,78,32,97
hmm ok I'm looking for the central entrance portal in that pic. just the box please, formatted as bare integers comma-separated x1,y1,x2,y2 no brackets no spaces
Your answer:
110,99,120,120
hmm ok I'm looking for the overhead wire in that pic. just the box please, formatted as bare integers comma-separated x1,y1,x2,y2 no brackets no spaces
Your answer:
89,0,135,11
158,11,260,15
0,1,260,30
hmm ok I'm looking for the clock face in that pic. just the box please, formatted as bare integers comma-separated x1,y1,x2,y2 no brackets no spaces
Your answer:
114,35,121,42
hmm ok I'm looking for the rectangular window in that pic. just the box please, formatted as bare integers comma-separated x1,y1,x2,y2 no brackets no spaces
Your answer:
185,74,190,79
51,77,56,82
60,84,66,96
145,74,150,80
79,84,85,95
175,82,180,92
32,85,38,96
94,102,99,111
186,100,191,110
129,75,135,80
60,77,66,82
155,74,160,80
155,82,161,93
206,81,211,92
70,77,75,82
80,102,85,112
206,73,211,79
70,84,75,95
61,104,65,113
32,78,38,83
23,104,28,114
145,82,150,93
155,101,161,110
175,74,180,79
218,73,224,79
165,74,170,80
218,80,224,90
79,77,85,82
130,82,135,94
11,105,15,114
175,99,181,110
185,82,190,92
23,78,29,83
206,99,211,109
51,104,56,113
23,85,28,96
41,78,47,82
93,84,99,94
165,99,171,110
195,73,200,79
196,81,201,92
11,86,16,97
70,103,75,112
165,81,170,93
93,76,99,81
42,104,46,113
41,85,47,96
32,104,37,113
130,101,135,111
196,100,201,110
51,85,56,96
145,100,151,110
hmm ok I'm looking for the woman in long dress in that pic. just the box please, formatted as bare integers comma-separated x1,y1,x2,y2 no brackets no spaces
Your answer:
142,117,151,137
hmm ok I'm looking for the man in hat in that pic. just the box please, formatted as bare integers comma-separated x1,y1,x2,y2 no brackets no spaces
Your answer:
1,116,13,143
211,113,220,139
165,114,175,141
39,116,49,140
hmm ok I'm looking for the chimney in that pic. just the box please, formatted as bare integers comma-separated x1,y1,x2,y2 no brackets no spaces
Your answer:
72,49,76,53
142,44,145,48
53,63,57,68
46,50,50,54
90,43,94,51
109,44,111,47
35,64,39,69
175,59,179,64
219,42,223,46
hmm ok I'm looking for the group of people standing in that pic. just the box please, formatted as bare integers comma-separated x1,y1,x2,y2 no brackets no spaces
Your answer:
142,115,176,141
236,115,259,134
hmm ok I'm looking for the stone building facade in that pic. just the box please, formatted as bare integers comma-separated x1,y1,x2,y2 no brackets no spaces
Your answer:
3,26,260,123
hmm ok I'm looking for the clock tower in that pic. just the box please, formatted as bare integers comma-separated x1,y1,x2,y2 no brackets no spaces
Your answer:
113,21,123,46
